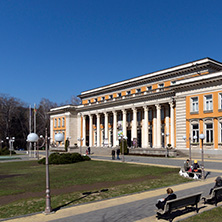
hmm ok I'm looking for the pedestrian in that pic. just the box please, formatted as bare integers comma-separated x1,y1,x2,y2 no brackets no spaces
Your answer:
156,188,177,210
88,147,91,155
209,176,222,195
111,148,115,160
116,148,120,160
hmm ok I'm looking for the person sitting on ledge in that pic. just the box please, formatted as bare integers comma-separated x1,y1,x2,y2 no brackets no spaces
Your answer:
184,159,191,171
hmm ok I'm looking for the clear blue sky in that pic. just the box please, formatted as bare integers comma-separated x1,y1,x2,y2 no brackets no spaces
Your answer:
1,0,222,105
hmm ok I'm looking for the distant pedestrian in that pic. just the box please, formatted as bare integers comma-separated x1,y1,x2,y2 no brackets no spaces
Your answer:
88,147,91,155
116,148,120,160
111,148,115,160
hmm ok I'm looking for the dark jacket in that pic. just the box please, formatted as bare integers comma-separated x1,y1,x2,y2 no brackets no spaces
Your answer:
156,193,177,210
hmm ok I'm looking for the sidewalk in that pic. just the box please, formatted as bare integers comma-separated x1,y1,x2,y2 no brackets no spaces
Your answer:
4,176,220,222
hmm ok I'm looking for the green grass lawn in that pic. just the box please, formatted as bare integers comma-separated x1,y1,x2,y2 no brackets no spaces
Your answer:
182,206,222,222
0,160,188,219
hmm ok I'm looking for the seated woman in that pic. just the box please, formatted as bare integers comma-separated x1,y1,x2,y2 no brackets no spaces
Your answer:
156,188,177,210
192,160,201,173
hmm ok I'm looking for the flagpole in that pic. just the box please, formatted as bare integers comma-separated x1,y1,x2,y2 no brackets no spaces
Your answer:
34,103,37,158
29,105,32,157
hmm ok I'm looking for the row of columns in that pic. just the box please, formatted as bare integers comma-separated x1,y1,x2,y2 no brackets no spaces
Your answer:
78,102,175,148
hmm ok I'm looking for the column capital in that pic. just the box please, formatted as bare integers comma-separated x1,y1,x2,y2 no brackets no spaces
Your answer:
143,106,149,112
169,101,175,108
132,107,137,112
155,104,161,110
112,110,117,115
122,109,127,115
96,112,100,117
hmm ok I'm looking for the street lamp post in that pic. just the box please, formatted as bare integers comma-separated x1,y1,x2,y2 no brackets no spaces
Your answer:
199,134,205,180
165,133,170,158
183,134,194,163
78,137,84,155
6,137,15,156
27,129,64,214
118,135,127,162
0,140,3,149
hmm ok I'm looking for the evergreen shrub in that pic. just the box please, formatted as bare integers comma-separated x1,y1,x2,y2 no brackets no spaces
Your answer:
0,147,16,156
38,152,91,165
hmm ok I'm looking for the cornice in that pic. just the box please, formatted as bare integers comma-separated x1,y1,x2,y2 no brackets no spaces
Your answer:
79,58,222,99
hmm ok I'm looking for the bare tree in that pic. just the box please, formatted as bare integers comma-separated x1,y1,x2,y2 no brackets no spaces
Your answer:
36,98,58,137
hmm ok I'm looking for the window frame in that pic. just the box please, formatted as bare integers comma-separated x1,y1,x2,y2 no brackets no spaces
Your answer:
204,94,213,112
190,97,199,113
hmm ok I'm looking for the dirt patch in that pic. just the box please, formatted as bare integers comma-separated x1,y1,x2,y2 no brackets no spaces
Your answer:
0,174,24,180
0,174,157,206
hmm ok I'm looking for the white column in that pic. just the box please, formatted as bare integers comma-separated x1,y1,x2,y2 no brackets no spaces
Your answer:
89,114,93,147
143,106,149,148
153,109,157,148
132,107,137,140
170,102,175,148
156,104,161,148
96,113,100,147
122,109,127,137
104,112,108,145
113,111,117,147
165,106,170,145
77,113,81,146
82,115,86,146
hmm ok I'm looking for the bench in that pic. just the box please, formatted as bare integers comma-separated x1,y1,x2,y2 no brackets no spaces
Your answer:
202,186,222,206
156,192,202,221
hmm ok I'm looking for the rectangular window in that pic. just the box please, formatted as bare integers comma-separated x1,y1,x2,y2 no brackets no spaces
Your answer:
220,123,222,143
219,93,222,109
58,118,61,127
88,100,91,104
136,88,141,93
158,83,164,88
191,97,199,112
117,93,121,97
204,95,213,111
126,90,131,95
95,98,97,102
192,124,199,142
54,119,57,128
206,123,213,142
101,96,105,101
62,117,65,127
147,86,152,91
109,95,113,99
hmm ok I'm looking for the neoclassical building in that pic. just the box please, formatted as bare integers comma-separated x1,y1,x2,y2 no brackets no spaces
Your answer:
49,57,222,151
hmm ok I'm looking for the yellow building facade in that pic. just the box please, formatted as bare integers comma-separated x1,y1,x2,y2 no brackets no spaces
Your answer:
50,58,222,151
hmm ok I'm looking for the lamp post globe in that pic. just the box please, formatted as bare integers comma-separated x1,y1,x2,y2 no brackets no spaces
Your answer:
183,135,186,140
54,133,64,142
27,133,39,142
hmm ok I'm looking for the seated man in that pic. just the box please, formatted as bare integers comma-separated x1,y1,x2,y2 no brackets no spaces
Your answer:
209,176,222,195
156,188,177,210
184,159,191,171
